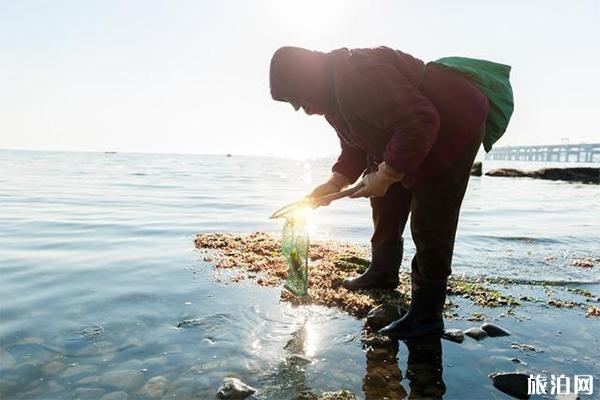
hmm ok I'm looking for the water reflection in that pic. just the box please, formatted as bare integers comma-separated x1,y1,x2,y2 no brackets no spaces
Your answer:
361,327,445,399
259,318,315,399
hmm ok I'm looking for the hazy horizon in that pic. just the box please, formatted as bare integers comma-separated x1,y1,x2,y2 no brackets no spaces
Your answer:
2,1,599,158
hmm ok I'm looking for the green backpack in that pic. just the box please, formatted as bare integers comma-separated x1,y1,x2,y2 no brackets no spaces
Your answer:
432,57,515,152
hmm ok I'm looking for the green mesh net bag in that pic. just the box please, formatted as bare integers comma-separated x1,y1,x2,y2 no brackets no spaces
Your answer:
281,215,309,296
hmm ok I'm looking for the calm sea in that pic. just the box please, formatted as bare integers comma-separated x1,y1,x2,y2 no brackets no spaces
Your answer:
1,149,599,399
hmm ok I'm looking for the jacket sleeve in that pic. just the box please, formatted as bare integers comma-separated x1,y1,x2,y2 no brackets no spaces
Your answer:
339,64,440,174
331,140,367,184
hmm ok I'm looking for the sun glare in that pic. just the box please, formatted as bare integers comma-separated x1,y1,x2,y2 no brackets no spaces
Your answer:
272,0,346,31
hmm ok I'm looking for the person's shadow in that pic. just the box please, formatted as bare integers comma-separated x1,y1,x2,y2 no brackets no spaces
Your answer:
361,330,446,399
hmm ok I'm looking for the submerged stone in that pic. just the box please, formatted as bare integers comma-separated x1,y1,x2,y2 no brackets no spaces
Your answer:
73,387,106,399
58,364,97,379
41,361,66,376
442,328,464,343
101,369,144,390
481,323,511,337
489,372,530,399
139,375,169,398
0,348,16,370
216,377,256,399
464,327,488,341
101,391,129,400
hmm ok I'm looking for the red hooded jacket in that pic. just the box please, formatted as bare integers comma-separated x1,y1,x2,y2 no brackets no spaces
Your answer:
271,46,489,188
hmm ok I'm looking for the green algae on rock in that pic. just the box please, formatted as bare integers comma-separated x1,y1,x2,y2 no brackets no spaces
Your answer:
447,279,520,307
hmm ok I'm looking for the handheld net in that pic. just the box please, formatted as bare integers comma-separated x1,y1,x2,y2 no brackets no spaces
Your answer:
281,214,309,296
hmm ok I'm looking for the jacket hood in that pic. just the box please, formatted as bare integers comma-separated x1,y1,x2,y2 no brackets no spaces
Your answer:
269,46,334,113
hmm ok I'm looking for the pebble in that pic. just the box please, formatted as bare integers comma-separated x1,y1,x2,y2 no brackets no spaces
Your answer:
75,375,101,386
58,364,97,379
511,342,543,353
464,327,488,341
216,377,257,399
101,391,129,400
319,390,357,400
139,375,169,398
555,394,581,400
489,372,530,399
0,348,16,370
295,391,318,400
101,369,145,390
442,329,464,343
41,361,66,376
366,304,402,331
481,323,511,337
73,387,106,399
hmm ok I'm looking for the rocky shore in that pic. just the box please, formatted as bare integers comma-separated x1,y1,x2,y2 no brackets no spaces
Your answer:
485,167,600,183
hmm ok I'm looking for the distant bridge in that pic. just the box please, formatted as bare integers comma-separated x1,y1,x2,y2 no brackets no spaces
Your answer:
485,143,600,163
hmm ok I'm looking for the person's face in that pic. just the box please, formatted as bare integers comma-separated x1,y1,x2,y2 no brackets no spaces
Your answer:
283,97,324,116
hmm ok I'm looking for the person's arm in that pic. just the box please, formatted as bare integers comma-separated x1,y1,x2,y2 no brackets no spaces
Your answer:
331,141,367,184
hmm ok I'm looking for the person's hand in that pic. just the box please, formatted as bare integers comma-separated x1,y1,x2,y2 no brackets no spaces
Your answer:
349,162,404,198
307,172,350,206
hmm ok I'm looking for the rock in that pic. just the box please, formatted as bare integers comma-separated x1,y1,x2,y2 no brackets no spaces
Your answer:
555,394,580,400
471,161,483,176
216,377,257,399
75,375,101,386
486,167,599,184
73,387,106,399
319,390,357,400
41,361,67,376
481,323,511,337
464,327,488,341
295,391,318,400
0,348,16,370
511,342,543,353
101,369,145,390
176,318,202,328
18,337,45,345
366,304,402,331
139,375,169,398
442,328,464,343
58,364,97,379
486,168,532,178
489,372,530,399
101,391,129,400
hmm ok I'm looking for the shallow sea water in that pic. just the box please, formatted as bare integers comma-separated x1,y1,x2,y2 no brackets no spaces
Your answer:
0,150,599,399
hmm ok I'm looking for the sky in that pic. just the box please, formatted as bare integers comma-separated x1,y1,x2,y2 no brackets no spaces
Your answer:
1,0,599,158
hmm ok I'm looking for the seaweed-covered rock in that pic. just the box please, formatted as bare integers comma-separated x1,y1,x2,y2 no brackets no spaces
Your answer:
464,327,488,341
319,390,357,400
295,391,318,400
216,377,256,399
489,372,530,399
481,323,511,337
